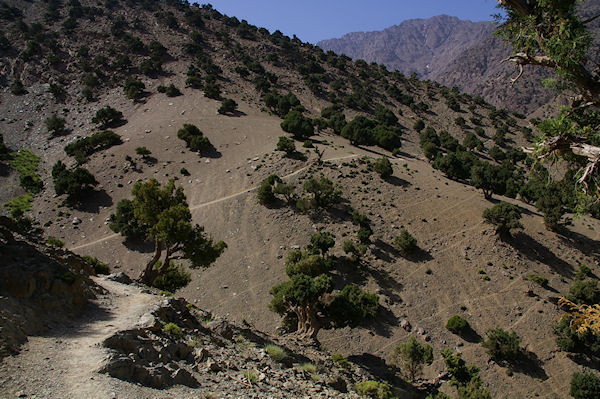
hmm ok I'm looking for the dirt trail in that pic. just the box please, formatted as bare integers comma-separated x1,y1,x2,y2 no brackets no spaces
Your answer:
0,278,161,399
69,154,360,251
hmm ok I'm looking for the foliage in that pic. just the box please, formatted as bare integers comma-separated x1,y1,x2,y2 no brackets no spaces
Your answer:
109,199,149,241
343,240,367,261
354,380,394,399
64,130,122,163
91,106,123,128
7,150,43,193
111,179,226,285
285,250,329,277
446,315,470,335
124,79,145,99
257,174,282,205
481,328,522,362
570,372,600,399
393,229,418,256
46,236,65,248
527,273,549,287
329,285,379,327
281,110,314,140
264,91,300,118
440,349,482,388
535,183,564,231
373,157,393,179
162,322,183,338
4,193,33,219
264,344,289,364
307,231,335,257
51,160,98,202
83,256,110,275
135,146,151,158
203,81,221,99
568,279,600,306
275,136,296,155
177,124,213,154
554,313,600,356
46,114,66,137
391,336,433,381
301,176,341,210
218,98,238,114
152,262,192,292
157,84,181,97
482,202,523,238
341,115,376,146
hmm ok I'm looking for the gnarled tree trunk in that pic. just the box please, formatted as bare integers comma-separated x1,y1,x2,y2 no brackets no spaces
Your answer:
138,236,162,285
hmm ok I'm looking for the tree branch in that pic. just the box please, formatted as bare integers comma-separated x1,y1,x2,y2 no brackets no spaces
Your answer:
498,0,533,16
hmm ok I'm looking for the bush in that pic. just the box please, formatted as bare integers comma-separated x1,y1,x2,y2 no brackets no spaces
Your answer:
554,316,600,356
354,380,394,399
446,315,470,335
275,136,296,155
570,372,600,399
135,146,151,158
91,106,123,128
46,236,65,248
162,322,183,338
413,119,425,132
124,80,145,99
481,328,522,361
302,176,341,209
527,273,548,287
373,157,393,179
152,262,192,292
257,174,282,205
3,193,33,219
109,199,149,240
568,279,600,305
203,81,221,99
281,110,314,139
7,150,43,194
177,124,213,154
332,353,350,369
51,160,98,201
393,229,418,256
46,114,66,137
285,250,329,277
64,130,122,163
392,336,433,381
265,344,288,364
329,285,379,327
218,98,237,114
482,202,523,238
83,256,110,275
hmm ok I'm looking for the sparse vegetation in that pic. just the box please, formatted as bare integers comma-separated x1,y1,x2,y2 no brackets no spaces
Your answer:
91,106,123,128
83,256,110,275
46,114,66,137
482,202,523,238
64,130,122,164
570,372,600,399
482,328,522,362
391,336,433,381
162,322,183,339
393,229,418,256
51,160,98,202
7,150,43,193
218,98,238,114
177,124,214,154
446,315,470,335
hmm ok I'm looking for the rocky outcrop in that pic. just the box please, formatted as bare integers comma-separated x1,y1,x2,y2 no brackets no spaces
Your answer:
0,217,97,358
100,297,398,397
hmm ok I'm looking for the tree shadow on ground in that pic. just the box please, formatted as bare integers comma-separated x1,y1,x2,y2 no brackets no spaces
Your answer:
202,146,222,159
507,232,574,278
223,110,247,118
347,353,403,386
141,156,158,166
0,162,10,177
507,350,548,380
123,238,154,254
459,326,483,343
73,189,113,214
558,229,600,259
566,353,600,369
385,175,411,187
369,305,400,338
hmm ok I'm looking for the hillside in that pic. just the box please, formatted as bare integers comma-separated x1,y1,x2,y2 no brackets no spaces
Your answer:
0,0,599,398
317,3,600,113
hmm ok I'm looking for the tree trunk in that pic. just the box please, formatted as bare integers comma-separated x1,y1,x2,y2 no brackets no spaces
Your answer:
293,305,320,340
138,236,162,285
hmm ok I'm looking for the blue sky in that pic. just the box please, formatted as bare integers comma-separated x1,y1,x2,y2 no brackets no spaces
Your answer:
201,1,501,43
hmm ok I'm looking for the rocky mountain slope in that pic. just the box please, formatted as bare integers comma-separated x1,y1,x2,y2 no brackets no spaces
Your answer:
0,0,599,398
317,3,600,113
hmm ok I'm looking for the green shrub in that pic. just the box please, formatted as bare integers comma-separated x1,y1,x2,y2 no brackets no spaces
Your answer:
47,236,64,248
393,229,418,256
135,146,151,158
177,124,213,154
83,256,110,275
329,285,379,327
527,273,548,287
51,161,98,201
332,353,350,369
257,174,282,205
109,199,149,241
568,279,600,305
554,315,600,356
4,193,33,219
7,150,43,193
482,202,523,238
265,344,288,363
570,372,600,399
276,136,296,155
446,315,469,335
391,336,433,381
413,119,425,132
482,328,522,361
64,130,122,163
46,114,66,137
152,262,192,292
281,110,314,140
91,106,123,128
576,265,592,280
203,82,221,99
124,79,145,99
218,98,237,114
373,157,393,179
354,380,394,398
163,322,183,338
157,83,181,97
